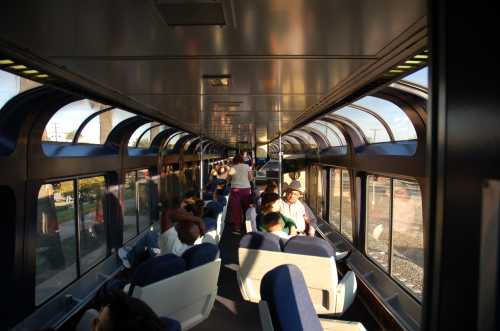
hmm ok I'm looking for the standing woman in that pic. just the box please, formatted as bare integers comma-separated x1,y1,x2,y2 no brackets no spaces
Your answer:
228,154,253,234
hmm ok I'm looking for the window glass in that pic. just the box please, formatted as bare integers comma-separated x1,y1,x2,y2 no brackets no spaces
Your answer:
335,106,391,143
44,100,109,142
317,169,327,219
0,69,41,110
289,130,317,149
78,176,107,273
137,125,169,148
353,96,417,141
183,137,198,152
392,179,424,299
123,172,138,241
77,108,135,144
366,176,391,270
402,66,428,88
137,169,151,231
315,120,347,145
36,181,77,305
306,122,342,146
340,169,353,241
128,122,161,147
165,132,189,151
329,169,341,229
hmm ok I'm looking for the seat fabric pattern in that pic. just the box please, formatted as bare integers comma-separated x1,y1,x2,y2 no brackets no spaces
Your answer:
240,232,282,252
129,254,186,295
182,243,219,270
283,236,335,257
260,264,323,331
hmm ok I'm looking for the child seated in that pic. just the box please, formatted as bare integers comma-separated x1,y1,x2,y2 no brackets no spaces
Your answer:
261,212,292,241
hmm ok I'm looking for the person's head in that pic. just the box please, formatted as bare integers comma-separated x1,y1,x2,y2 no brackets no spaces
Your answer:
232,155,243,164
183,190,198,200
262,212,284,233
264,180,278,194
162,196,181,211
92,290,163,331
285,180,303,204
260,192,281,213
217,166,226,176
176,221,201,245
184,197,204,217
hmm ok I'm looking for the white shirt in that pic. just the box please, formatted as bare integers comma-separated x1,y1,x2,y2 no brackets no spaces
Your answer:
279,199,307,232
159,227,203,257
270,231,292,241
229,163,251,188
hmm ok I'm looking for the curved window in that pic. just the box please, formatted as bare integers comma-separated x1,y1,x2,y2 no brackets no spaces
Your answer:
183,137,198,152
0,69,41,111
44,100,109,142
335,106,391,143
315,120,347,145
289,130,318,149
128,122,160,147
305,122,344,146
353,96,417,141
402,66,428,88
77,108,135,144
137,125,169,148
164,132,189,151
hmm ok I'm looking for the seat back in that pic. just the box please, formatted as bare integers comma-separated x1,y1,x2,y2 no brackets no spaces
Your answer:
283,236,335,257
129,254,186,295
182,243,219,270
131,259,222,330
260,265,323,331
239,232,282,252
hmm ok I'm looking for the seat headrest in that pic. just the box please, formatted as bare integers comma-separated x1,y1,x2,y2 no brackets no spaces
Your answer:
130,254,185,289
260,265,323,331
283,236,334,257
160,317,181,331
182,243,219,270
206,201,223,214
239,232,282,252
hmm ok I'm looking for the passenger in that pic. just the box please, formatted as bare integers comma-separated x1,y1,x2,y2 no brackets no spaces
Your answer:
258,193,297,235
279,180,316,236
159,221,202,256
261,212,291,241
227,154,253,234
119,197,205,268
78,289,165,331
242,151,253,167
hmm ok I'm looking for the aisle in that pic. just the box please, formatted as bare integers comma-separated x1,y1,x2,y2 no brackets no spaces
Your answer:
191,228,261,330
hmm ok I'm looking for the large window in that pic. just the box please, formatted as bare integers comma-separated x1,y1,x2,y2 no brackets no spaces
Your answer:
123,169,153,242
365,175,424,300
35,176,107,305
328,168,353,241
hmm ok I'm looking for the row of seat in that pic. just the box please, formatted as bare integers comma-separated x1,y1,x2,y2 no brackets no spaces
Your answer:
237,232,357,316
259,264,366,331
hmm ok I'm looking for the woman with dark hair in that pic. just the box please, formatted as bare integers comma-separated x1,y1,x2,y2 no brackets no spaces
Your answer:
227,154,253,234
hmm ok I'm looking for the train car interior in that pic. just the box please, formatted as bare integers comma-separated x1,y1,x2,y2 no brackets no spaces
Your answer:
1,1,498,330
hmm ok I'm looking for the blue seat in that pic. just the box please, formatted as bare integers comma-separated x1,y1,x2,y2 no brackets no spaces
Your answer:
260,265,323,331
282,236,335,257
160,317,181,331
129,254,186,295
182,243,219,270
239,232,282,252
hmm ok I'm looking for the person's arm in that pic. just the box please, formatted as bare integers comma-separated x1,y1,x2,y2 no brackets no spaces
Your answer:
302,201,317,236
171,209,206,234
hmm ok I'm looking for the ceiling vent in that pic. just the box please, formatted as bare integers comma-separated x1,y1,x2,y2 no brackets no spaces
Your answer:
156,0,235,26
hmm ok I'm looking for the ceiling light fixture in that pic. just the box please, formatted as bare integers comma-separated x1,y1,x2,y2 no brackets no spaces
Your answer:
203,74,231,87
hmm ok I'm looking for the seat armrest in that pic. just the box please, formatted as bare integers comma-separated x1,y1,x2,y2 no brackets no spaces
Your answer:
258,300,274,331
335,271,357,314
335,250,349,262
319,319,367,331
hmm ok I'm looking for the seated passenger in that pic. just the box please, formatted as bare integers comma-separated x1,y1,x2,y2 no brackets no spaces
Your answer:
79,290,167,331
159,221,202,256
279,180,316,236
258,193,297,235
261,212,292,241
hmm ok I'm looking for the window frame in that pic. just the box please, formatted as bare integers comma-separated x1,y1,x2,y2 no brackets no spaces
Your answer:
363,172,424,302
327,166,354,242
123,168,153,243
35,173,109,306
